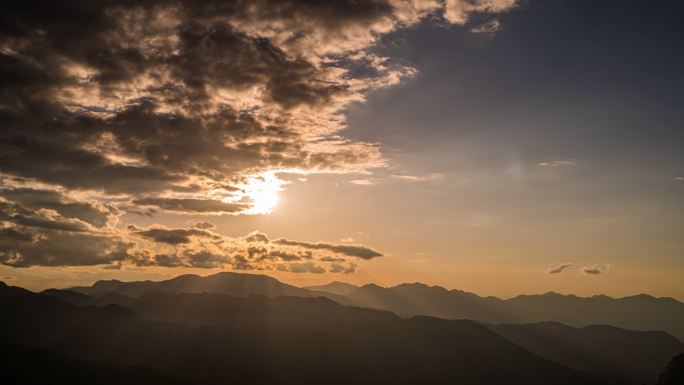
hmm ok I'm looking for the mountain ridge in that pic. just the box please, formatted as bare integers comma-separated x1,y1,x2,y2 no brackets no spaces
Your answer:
1,280,631,385
60,272,684,337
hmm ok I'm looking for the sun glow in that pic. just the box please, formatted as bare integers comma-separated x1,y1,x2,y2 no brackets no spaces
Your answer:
243,172,285,214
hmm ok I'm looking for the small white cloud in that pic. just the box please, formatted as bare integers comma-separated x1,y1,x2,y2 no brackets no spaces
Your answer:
471,19,502,33
349,179,376,186
538,160,577,167
674,176,684,181
389,173,444,182
339,237,355,243
443,0,518,25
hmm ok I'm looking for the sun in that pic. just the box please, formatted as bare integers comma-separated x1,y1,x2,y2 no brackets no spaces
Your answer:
243,172,284,214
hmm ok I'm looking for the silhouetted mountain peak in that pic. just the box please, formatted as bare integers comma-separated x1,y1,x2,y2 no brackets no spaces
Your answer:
657,353,684,385
92,279,123,290
392,282,446,292
303,281,359,295
358,283,384,290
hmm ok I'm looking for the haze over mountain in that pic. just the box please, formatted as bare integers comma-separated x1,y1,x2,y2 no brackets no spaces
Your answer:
303,281,359,296
67,272,354,305
43,283,683,385
311,280,684,338
23,271,681,384
487,322,683,385
68,272,684,338
2,280,636,385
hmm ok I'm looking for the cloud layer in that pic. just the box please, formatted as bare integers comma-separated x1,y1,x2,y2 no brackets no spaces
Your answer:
0,0,517,271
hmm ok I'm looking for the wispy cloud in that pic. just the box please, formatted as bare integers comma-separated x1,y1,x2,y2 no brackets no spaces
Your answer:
349,179,377,186
389,173,444,182
548,262,573,274
471,19,502,33
537,160,577,167
582,264,611,275
444,0,519,24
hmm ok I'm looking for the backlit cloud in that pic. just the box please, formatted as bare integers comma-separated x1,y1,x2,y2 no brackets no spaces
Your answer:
582,264,611,275
0,0,517,272
548,262,573,274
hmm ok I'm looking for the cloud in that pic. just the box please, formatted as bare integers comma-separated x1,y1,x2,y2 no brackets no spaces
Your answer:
548,262,573,274
0,0,519,219
389,173,444,182
444,0,518,24
471,19,502,33
0,188,116,227
0,197,381,272
133,198,247,215
674,176,684,181
192,221,215,229
537,160,577,167
0,0,517,272
128,225,221,245
582,264,611,275
329,262,357,274
273,238,383,260
349,179,377,186
278,262,326,274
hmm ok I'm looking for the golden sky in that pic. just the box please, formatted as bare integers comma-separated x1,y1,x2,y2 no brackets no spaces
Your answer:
0,0,682,299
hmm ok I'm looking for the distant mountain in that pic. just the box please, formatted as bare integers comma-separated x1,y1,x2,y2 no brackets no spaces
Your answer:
321,282,684,338
41,288,93,306
68,272,353,305
345,282,543,324
43,290,398,330
42,288,681,384
68,272,311,297
506,292,684,337
303,281,359,295
488,321,683,385
65,272,684,338
0,342,188,385
1,281,628,385
656,353,684,385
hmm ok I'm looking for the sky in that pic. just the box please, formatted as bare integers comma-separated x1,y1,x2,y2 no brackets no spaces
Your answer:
0,0,682,299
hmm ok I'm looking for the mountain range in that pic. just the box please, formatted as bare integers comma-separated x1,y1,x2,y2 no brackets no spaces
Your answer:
67,272,684,338
2,271,682,384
